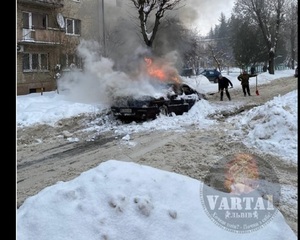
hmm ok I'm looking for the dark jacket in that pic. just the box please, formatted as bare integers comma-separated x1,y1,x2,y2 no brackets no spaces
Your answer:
237,72,256,85
218,76,233,91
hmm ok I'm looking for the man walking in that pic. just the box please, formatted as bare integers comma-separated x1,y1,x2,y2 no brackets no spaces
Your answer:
218,74,233,101
237,70,256,96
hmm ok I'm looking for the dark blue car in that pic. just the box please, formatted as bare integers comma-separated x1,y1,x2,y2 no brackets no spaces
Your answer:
200,69,221,83
111,83,203,122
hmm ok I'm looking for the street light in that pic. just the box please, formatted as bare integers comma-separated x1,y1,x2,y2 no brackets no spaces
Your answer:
102,0,106,56
99,0,106,57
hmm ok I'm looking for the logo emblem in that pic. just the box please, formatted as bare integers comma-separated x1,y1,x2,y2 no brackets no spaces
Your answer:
200,151,280,233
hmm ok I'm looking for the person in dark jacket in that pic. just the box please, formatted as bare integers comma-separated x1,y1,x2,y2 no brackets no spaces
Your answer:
218,74,233,101
237,70,256,96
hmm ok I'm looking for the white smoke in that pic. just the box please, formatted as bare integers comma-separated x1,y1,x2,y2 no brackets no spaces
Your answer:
57,40,176,105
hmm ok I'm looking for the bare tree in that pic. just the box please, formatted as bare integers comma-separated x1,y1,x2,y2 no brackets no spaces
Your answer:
213,13,234,70
234,0,289,74
230,15,268,70
130,0,185,49
205,44,227,72
282,1,298,69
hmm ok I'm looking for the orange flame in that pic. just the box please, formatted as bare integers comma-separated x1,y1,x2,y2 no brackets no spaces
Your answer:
144,57,181,84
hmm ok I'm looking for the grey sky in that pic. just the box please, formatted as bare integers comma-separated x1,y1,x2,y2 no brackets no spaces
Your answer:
105,0,235,36
180,0,235,35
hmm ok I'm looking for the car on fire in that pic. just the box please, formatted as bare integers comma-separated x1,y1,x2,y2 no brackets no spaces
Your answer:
110,83,204,122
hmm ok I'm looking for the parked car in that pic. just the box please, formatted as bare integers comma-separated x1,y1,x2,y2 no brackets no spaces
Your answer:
295,67,298,78
111,83,203,122
200,69,221,83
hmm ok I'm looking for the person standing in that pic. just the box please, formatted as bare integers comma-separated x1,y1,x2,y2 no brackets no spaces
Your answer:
218,74,233,101
237,70,256,96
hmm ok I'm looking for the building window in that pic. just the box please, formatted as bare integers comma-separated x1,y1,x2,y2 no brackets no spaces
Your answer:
61,54,82,70
23,53,49,72
29,88,45,93
66,18,81,35
23,12,47,29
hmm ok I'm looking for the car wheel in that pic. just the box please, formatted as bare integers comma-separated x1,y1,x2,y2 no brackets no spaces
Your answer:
159,105,168,116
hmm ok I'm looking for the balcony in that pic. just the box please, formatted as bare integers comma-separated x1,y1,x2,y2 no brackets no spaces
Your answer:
17,0,64,8
17,28,64,46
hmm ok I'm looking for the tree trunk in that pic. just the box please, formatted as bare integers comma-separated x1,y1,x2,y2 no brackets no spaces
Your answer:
268,51,275,74
290,27,296,69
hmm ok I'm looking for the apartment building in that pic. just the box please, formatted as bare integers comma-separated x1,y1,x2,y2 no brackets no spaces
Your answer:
16,0,133,95
16,0,100,95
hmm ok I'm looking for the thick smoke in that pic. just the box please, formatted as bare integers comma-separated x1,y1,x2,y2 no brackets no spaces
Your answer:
57,1,234,105
58,40,180,105
101,0,234,66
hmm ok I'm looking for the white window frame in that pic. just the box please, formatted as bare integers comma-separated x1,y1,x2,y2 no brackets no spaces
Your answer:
22,11,48,40
61,54,82,71
23,53,49,72
65,18,80,36
22,11,48,30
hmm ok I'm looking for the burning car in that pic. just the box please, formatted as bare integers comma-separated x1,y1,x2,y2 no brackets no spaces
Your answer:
111,83,203,122
110,55,204,122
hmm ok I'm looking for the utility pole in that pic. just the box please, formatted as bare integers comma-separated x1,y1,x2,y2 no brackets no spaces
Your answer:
102,0,106,57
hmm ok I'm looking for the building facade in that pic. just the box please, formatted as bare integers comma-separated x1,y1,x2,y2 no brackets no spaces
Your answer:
16,0,137,95
16,0,88,95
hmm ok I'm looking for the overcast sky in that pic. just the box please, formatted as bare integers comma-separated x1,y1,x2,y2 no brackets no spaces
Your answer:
177,0,236,35
107,0,236,36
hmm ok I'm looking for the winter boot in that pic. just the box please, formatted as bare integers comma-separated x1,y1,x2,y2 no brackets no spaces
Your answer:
226,91,231,101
